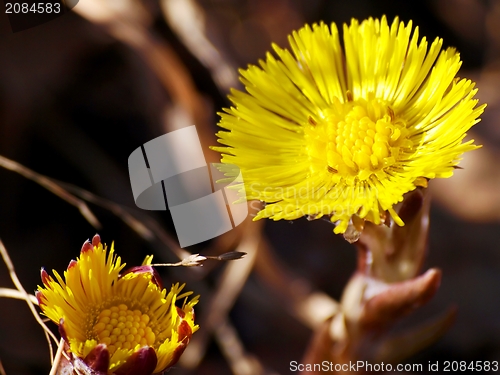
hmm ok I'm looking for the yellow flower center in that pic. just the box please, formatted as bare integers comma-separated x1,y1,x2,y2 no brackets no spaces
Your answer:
306,96,412,181
93,304,156,354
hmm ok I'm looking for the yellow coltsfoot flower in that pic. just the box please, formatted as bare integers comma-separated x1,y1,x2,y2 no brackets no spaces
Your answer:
213,16,485,241
37,234,199,375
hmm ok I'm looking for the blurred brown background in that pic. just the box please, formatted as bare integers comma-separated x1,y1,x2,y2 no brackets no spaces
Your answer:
0,0,499,374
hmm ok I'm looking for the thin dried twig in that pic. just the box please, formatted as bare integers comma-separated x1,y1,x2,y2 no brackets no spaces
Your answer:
44,329,56,368
0,152,196,263
48,339,65,375
0,239,60,356
57,180,193,262
57,181,154,241
0,155,101,229
7,160,190,262
0,288,38,304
